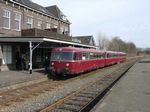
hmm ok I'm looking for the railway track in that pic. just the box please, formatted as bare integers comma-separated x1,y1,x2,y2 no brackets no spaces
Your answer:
40,59,138,112
0,62,122,106
0,57,140,111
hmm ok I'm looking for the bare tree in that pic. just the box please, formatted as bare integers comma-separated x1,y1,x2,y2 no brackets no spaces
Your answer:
108,37,137,55
126,42,137,54
144,48,150,54
96,33,137,55
97,33,110,50
108,37,126,52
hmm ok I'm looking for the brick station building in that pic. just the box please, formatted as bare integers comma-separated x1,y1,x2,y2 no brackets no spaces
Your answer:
0,0,96,71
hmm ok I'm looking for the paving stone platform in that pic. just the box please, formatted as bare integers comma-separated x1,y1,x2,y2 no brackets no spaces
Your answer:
92,57,150,112
0,69,48,91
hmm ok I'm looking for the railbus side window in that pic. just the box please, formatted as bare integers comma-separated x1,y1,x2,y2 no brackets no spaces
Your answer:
94,53,98,59
89,52,94,59
82,53,86,60
87,53,89,59
100,54,104,59
97,54,102,59
74,52,82,60
82,53,89,60
95,54,98,59
107,54,109,58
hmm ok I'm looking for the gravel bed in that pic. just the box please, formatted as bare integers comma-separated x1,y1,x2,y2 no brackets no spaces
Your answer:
0,64,126,112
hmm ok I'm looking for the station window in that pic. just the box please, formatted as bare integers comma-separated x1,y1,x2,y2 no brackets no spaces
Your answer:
2,9,11,29
35,49,42,62
14,12,21,31
37,20,42,29
46,23,51,29
27,16,33,29
2,45,12,64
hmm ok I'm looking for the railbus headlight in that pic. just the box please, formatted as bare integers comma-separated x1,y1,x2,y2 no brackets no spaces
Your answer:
51,62,54,66
66,63,69,67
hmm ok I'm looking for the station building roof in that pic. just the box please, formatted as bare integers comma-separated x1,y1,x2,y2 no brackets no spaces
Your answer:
72,35,96,46
7,0,70,24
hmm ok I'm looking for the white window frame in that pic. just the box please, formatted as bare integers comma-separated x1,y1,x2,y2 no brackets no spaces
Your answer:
26,16,33,29
2,45,12,64
65,26,69,32
37,20,42,29
46,23,51,29
14,12,21,31
53,23,58,28
60,26,64,34
2,9,11,29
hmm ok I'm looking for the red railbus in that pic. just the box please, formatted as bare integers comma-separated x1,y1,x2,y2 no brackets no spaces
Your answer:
49,47,126,76
105,51,126,66
118,52,126,62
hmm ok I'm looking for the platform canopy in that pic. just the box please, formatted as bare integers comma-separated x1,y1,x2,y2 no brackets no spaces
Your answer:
0,37,97,48
0,36,97,74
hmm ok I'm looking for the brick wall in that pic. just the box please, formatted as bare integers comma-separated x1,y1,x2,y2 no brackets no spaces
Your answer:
0,1,70,37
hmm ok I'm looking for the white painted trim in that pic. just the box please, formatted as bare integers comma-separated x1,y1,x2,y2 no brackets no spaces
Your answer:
26,16,33,29
43,38,97,48
2,9,11,29
13,11,22,31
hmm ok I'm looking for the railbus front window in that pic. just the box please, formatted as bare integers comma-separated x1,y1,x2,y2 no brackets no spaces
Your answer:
51,52,73,60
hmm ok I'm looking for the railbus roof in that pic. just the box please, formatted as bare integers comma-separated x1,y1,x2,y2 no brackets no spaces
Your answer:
51,47,105,53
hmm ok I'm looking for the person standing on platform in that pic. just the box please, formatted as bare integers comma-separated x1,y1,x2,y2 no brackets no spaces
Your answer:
21,54,26,70
44,56,50,74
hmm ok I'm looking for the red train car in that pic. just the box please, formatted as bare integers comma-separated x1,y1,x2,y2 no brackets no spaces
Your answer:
49,47,126,76
118,52,126,62
105,51,126,66
50,47,105,75
105,51,119,66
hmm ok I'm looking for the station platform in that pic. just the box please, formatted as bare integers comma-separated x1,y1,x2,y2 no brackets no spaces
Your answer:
92,57,150,112
0,69,47,91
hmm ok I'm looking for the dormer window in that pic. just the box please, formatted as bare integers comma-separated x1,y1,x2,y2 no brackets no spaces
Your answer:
60,11,67,21
60,14,67,21
39,8,46,13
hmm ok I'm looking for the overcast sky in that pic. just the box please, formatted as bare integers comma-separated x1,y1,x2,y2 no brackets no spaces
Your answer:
32,0,150,48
